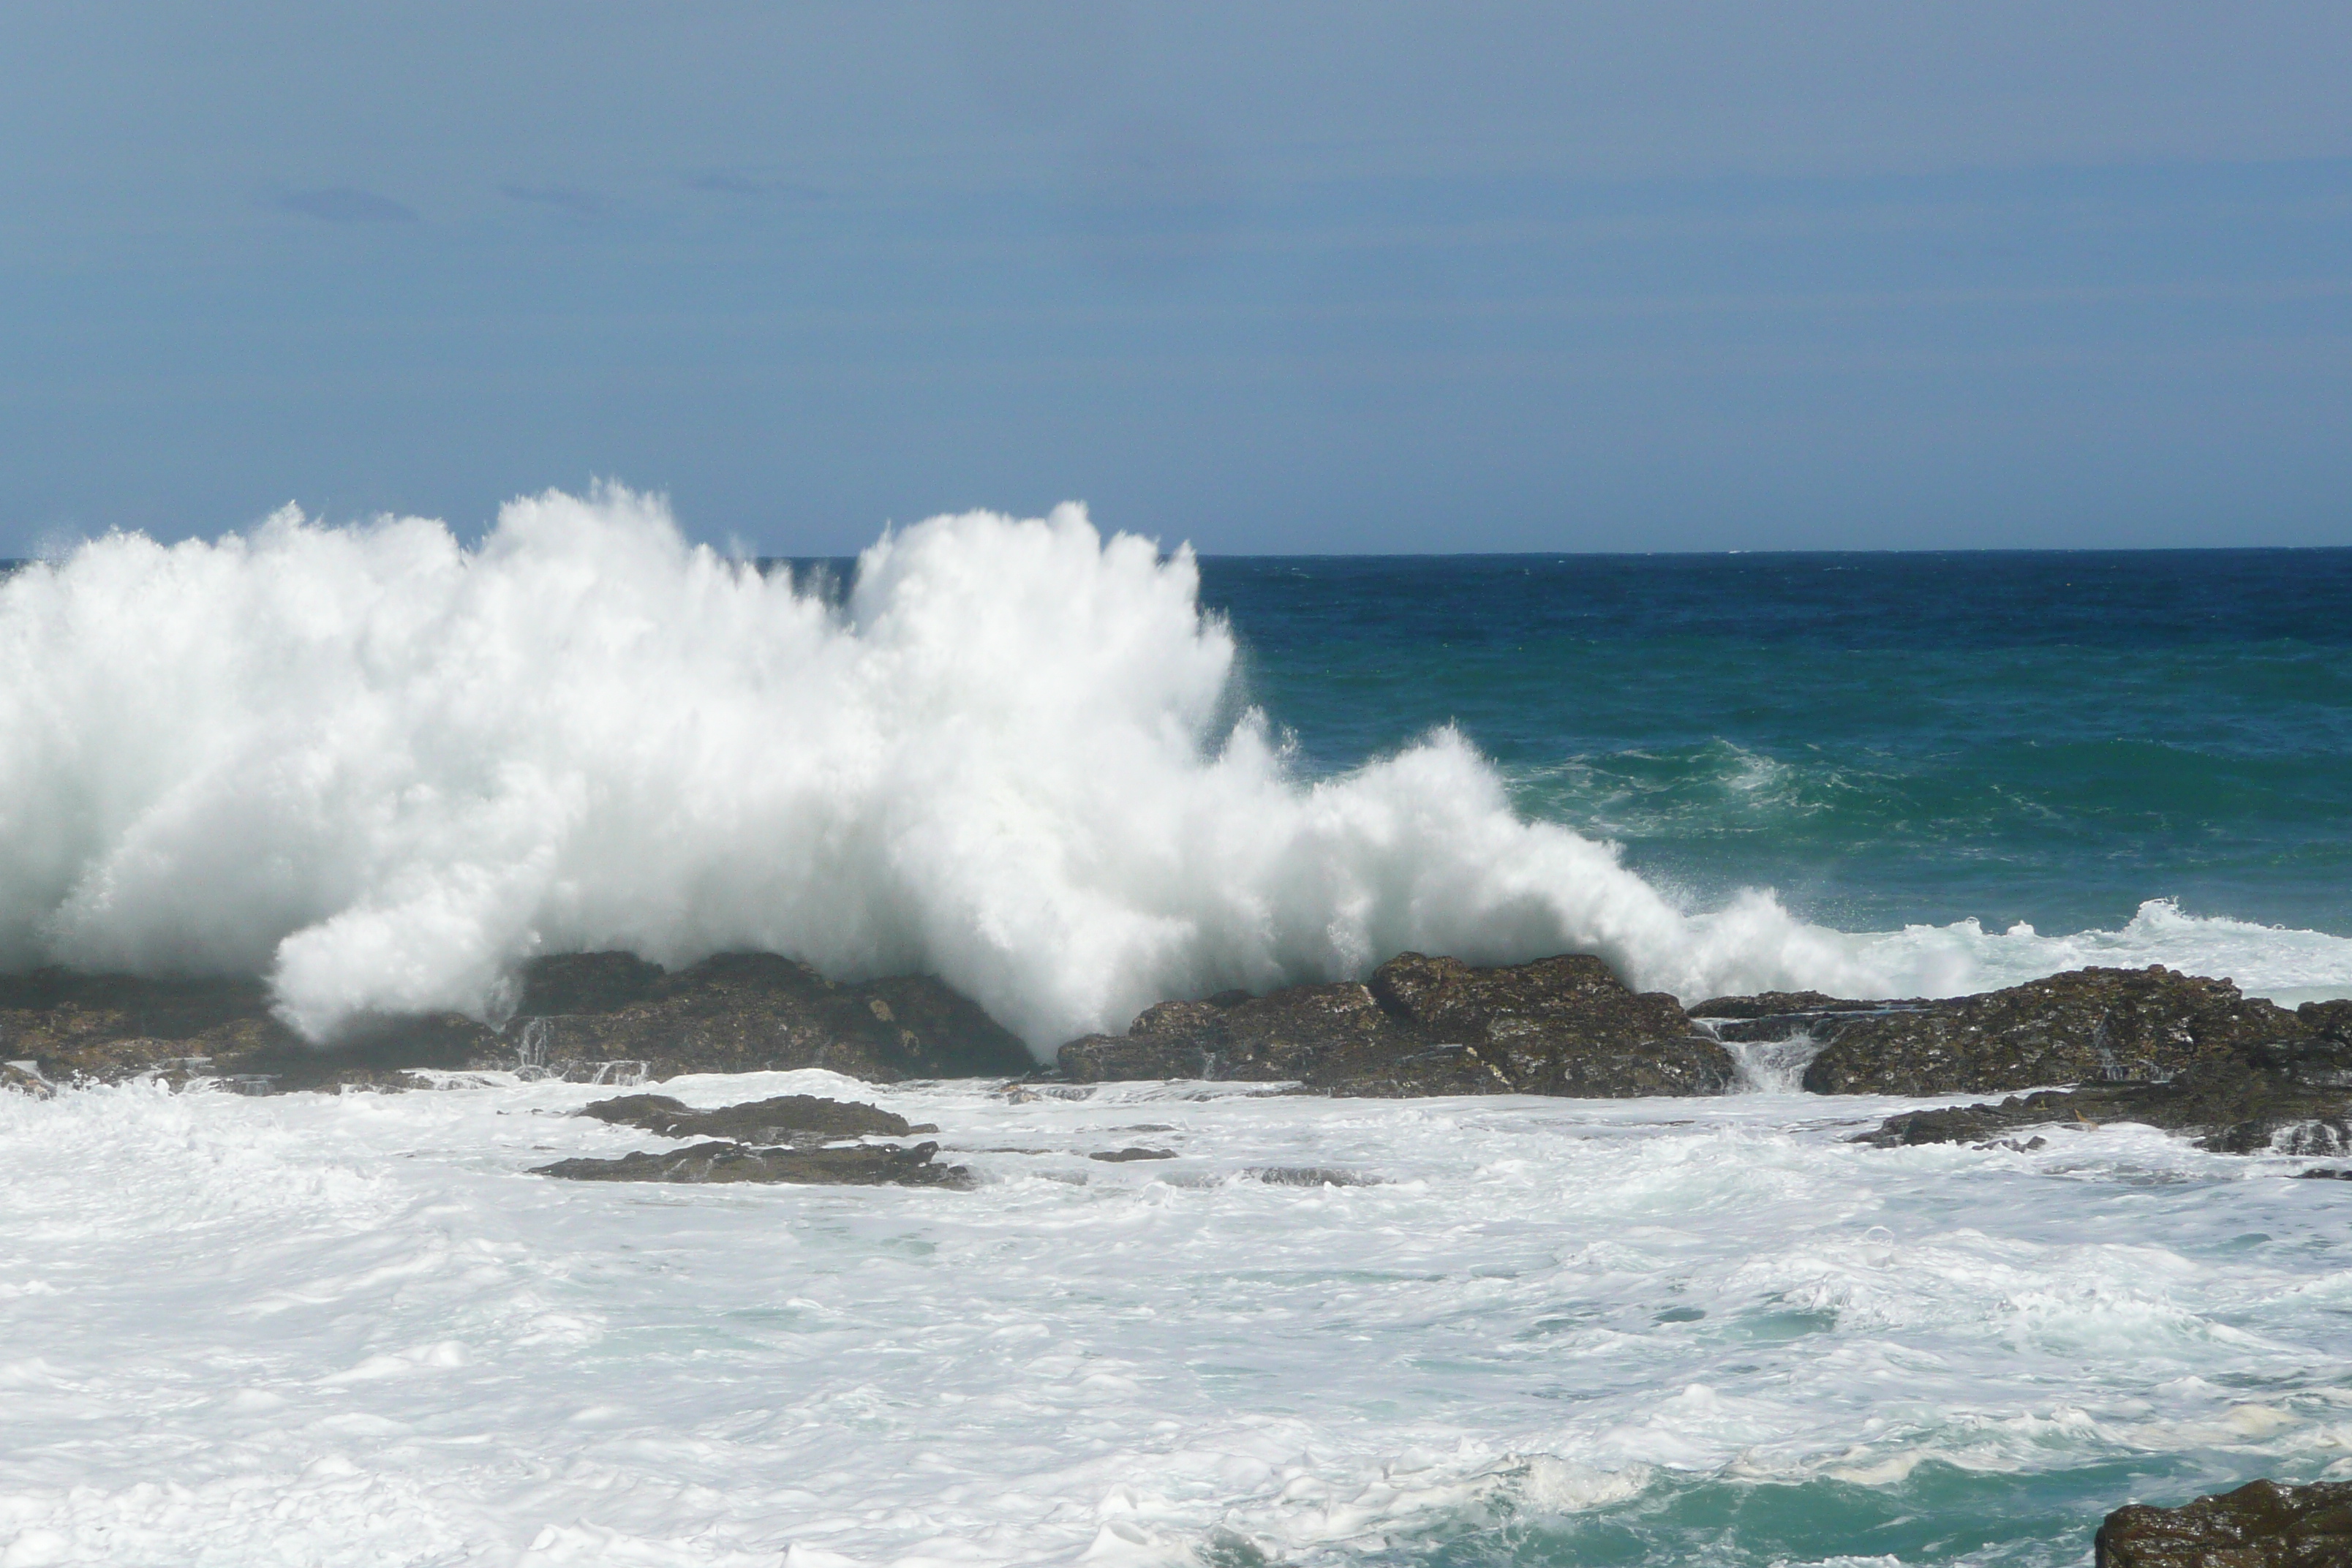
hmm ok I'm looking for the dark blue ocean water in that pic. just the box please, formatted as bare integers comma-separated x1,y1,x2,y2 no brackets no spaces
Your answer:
1198,548,2352,941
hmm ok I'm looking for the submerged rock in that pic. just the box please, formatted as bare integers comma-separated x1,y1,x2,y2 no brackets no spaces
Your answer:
1245,1166,1374,1186
2095,1477,2352,1566
532,1139,972,1188
1058,952,1736,1097
1855,1037,2352,1156
1799,966,2310,1096
577,1091,930,1142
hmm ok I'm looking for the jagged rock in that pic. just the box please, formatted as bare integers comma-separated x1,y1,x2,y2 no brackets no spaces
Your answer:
532,1139,972,1188
577,1092,928,1142
2,1060,53,1098
1801,966,2310,1096
1058,952,1736,1097
510,951,1032,1082
2304,998,2352,1043
1855,1038,2352,1155
2096,1477,2352,1566
1372,953,1734,1095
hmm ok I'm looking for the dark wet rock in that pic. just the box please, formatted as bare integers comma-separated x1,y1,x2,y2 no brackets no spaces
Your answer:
0,970,284,1046
227,1012,508,1091
577,1092,928,1142
0,968,504,1092
1706,1000,1936,1045
1855,1037,2352,1156
0,952,1030,1091
1058,952,1736,1098
1245,1166,1374,1186
514,951,667,1017
2299,1167,2352,1180
2095,1477,2352,1567
1,970,298,1085
1,1060,53,1098
534,1138,972,1188
1688,992,1898,1035
2302,998,2352,1044
509,951,1032,1082
1801,966,2310,1096
1088,1147,1176,1162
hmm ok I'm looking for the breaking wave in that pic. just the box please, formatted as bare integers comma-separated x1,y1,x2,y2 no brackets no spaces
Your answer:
3,488,2345,1051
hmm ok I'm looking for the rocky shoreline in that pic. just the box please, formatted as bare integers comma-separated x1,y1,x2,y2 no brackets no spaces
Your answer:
7,949,2350,1164
10,949,2350,1552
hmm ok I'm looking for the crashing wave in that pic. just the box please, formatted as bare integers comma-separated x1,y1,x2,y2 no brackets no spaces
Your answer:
1,487,2344,1051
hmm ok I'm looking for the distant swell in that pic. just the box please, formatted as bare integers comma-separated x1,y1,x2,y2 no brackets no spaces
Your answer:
3,488,2346,1052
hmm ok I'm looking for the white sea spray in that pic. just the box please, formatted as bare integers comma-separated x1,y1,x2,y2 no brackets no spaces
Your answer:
1,487,2344,1051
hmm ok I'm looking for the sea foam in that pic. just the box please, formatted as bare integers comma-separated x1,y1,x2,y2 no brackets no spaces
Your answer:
1,487,2344,1049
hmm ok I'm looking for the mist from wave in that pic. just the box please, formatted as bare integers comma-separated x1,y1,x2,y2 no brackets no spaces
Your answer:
3,489,2347,1050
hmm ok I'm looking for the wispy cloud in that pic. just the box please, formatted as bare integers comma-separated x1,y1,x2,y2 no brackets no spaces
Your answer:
274,186,419,223
502,184,603,217
685,172,827,200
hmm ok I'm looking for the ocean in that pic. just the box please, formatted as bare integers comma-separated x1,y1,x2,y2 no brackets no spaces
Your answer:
1205,547,2352,995
2,497,2349,1566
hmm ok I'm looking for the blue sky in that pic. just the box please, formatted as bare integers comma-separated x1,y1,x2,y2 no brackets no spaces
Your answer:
4,2,2349,554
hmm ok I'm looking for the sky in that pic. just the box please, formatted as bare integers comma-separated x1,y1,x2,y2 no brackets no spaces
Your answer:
3,1,2349,556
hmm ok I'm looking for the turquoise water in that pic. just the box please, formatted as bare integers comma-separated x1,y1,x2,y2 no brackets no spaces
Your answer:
1201,549,2352,940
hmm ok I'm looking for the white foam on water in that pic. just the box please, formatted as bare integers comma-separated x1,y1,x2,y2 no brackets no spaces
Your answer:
2,1077,2348,1565
4,489,2348,1053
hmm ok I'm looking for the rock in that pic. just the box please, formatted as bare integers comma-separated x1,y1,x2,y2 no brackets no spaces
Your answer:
532,1139,972,1188
1688,992,1898,1034
2,1060,53,1098
1855,1037,2352,1156
1059,983,1402,1086
577,1092,927,1142
1697,998,1935,1045
2304,998,2352,1043
0,952,1032,1091
508,951,1033,1082
1088,1147,1176,1162
1371,953,1735,1096
2095,1477,2352,1566
0,968,504,1091
1245,1166,1374,1186
220,1012,508,1092
1058,952,1736,1097
1801,966,2310,1096
514,951,667,1017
